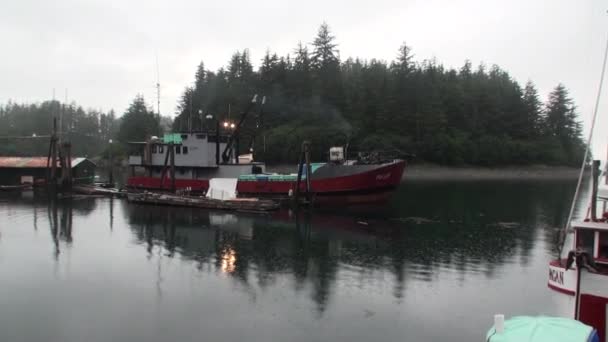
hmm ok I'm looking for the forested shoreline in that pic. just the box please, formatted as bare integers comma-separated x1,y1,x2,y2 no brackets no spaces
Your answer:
0,23,586,166
172,23,586,166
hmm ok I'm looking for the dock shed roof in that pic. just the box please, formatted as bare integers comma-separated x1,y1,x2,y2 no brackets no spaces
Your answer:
0,157,95,168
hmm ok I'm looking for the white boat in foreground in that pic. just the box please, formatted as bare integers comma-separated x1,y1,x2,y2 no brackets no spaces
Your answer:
547,160,608,341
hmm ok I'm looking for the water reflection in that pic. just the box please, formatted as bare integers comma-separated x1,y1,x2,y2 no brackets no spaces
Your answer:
0,179,586,342
48,199,73,258
122,178,578,315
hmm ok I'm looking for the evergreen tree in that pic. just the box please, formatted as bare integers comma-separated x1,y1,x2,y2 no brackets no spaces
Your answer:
310,22,343,111
544,84,585,164
118,95,161,143
521,81,542,137
311,22,339,69
545,84,575,141
291,42,313,100
0,100,120,157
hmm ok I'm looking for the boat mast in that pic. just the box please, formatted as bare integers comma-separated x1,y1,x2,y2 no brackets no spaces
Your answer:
559,27,608,254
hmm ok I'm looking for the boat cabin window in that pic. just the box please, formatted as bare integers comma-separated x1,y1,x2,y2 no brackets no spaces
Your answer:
183,146,188,154
196,134,206,139
152,145,157,153
577,229,595,255
599,232,608,260
181,134,188,140
159,145,164,154
175,145,181,154
207,135,228,143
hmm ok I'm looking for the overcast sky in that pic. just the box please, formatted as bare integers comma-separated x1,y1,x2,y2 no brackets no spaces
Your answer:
1,0,607,153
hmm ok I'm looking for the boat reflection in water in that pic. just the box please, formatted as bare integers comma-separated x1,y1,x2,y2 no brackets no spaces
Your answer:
0,179,580,342
122,183,552,314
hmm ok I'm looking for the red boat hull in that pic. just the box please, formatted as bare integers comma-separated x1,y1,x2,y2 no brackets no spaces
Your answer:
237,160,406,204
127,160,406,204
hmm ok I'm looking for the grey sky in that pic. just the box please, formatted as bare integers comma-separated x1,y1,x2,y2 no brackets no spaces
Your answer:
1,0,607,153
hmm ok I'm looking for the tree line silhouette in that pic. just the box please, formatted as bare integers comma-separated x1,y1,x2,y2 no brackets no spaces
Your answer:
0,23,585,166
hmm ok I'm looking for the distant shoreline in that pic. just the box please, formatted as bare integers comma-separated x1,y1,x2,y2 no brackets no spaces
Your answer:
405,163,581,180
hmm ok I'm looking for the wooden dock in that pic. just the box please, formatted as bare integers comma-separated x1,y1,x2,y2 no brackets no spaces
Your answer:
126,191,280,212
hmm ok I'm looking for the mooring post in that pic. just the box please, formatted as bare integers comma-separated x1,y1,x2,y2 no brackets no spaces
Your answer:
46,136,53,181
63,142,72,190
108,140,113,185
170,143,176,193
50,118,58,185
160,143,170,190
235,135,240,164
294,147,305,202
145,140,152,177
304,141,312,203
215,120,220,165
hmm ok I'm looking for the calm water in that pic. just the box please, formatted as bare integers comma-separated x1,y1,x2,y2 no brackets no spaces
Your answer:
0,179,587,342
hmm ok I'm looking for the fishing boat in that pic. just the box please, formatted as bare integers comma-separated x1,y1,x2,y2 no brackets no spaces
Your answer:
488,30,608,342
547,160,608,342
544,29,608,340
126,95,407,204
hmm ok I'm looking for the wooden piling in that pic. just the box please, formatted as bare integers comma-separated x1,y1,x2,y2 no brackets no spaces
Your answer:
170,143,176,193
294,146,305,201
63,142,72,190
50,120,58,183
294,141,312,205
304,141,312,203
160,143,171,190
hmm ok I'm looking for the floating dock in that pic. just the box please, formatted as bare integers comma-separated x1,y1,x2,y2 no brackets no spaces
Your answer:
126,191,280,212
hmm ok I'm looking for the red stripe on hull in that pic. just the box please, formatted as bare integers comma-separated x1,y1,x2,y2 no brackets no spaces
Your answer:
547,283,575,296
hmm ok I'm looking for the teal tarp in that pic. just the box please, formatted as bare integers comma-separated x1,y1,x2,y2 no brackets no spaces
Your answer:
163,134,182,144
486,316,598,342
238,163,326,182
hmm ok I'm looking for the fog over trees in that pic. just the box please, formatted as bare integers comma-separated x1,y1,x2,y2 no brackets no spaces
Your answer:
1,23,585,166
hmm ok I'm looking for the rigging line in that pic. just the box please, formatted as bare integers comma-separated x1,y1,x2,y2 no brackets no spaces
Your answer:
561,28,608,244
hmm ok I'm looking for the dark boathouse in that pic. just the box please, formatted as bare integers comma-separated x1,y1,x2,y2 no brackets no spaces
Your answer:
0,157,96,185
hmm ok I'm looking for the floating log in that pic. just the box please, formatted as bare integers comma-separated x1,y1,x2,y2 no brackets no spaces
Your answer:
0,184,32,192
126,191,279,212
72,185,125,197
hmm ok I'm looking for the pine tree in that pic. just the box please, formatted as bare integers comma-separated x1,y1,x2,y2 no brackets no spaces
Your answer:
521,81,542,137
291,42,312,100
311,22,339,69
392,42,414,75
310,22,343,111
119,95,160,143
544,84,584,164
545,84,574,141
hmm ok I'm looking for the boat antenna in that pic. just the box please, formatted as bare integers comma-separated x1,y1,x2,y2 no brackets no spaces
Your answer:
559,23,608,257
155,53,161,117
